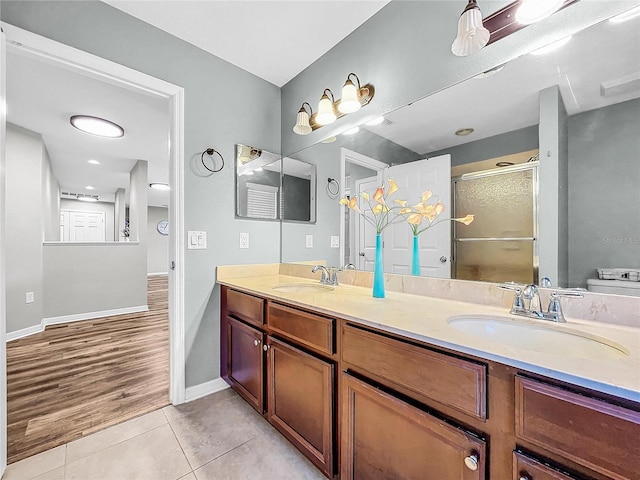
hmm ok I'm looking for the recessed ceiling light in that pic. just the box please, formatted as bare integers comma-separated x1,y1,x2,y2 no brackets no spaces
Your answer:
85,186,95,190
516,0,564,25
365,116,385,126
70,115,124,138
609,5,640,23
343,126,360,136
87,159,100,165
455,128,474,136
530,36,572,56
149,183,170,191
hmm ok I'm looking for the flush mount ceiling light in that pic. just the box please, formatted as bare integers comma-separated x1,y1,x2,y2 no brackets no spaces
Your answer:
70,115,124,138
530,35,572,55
455,127,475,136
85,186,94,190
87,159,100,165
516,0,564,25
292,73,375,135
149,183,170,191
451,0,490,57
609,5,640,24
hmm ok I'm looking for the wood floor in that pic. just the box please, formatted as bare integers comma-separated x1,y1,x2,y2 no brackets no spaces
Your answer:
6,275,170,464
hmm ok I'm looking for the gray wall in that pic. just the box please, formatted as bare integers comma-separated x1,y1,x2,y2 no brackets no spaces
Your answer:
568,98,640,287
59,199,115,241
42,147,60,241
5,124,45,333
114,188,126,241
128,160,148,244
282,175,311,222
1,0,281,387
148,206,169,274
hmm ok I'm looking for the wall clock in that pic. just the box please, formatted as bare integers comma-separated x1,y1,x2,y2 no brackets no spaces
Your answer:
157,220,169,236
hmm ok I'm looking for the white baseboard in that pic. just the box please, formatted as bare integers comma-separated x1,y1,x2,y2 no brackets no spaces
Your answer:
6,305,149,341
185,378,229,402
148,272,168,276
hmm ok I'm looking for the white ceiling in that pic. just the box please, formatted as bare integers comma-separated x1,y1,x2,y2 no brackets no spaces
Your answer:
102,0,390,87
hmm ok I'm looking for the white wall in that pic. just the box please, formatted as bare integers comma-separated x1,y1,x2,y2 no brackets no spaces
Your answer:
59,198,115,241
5,123,45,332
148,206,168,274
42,147,60,241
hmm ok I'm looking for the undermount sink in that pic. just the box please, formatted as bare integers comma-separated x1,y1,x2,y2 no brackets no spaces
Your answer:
447,315,628,359
272,283,334,294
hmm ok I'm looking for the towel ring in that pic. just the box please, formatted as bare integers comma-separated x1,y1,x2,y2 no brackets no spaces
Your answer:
201,148,224,173
326,177,340,197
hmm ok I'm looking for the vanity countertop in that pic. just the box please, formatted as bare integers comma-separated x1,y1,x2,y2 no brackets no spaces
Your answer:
217,273,640,402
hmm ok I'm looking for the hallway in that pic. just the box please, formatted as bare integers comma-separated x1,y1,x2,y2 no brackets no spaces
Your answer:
6,275,170,464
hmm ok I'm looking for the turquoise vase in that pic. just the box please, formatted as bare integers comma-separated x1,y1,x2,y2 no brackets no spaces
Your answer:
411,234,420,276
373,233,385,298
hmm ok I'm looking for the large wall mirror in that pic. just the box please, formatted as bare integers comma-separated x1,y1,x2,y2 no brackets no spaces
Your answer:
281,12,640,293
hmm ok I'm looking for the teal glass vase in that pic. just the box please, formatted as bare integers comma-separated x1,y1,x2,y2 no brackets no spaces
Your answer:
373,233,385,298
411,234,420,276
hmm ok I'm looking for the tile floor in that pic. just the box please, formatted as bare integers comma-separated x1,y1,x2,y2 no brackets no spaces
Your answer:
2,388,326,480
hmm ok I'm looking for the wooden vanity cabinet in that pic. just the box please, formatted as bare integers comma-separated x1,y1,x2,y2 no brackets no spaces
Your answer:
513,452,578,480
341,372,486,480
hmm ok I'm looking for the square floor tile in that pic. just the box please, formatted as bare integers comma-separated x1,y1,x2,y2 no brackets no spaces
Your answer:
2,446,65,480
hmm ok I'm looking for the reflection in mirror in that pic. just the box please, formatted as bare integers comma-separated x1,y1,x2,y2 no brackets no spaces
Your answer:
235,144,282,220
282,157,317,223
281,12,640,294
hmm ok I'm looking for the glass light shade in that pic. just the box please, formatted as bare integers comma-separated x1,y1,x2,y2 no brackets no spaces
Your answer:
338,79,361,114
316,94,337,125
70,115,124,138
516,0,564,25
451,2,490,57
293,109,312,135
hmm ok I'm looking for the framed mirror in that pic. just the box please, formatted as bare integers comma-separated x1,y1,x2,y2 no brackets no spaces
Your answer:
281,12,640,293
235,144,282,220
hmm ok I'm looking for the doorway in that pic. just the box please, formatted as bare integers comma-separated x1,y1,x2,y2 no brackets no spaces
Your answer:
0,23,185,469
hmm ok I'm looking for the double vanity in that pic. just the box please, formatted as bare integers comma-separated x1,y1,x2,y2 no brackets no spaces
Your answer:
217,264,640,480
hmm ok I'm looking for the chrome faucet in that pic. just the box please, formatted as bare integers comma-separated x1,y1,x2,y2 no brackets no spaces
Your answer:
312,265,341,286
498,281,584,323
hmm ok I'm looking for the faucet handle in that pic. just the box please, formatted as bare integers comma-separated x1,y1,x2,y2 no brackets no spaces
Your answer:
540,277,552,287
329,267,342,286
547,289,584,323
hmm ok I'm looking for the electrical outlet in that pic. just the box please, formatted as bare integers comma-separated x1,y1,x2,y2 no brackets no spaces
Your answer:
305,234,313,248
239,232,250,249
25,292,34,304
330,235,340,248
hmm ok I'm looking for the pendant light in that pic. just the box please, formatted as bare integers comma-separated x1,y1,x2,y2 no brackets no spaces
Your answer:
338,73,362,114
451,0,490,57
316,89,337,126
292,102,313,135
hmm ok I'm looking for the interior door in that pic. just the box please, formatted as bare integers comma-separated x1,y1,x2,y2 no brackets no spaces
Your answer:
385,154,452,277
62,210,106,242
355,175,381,271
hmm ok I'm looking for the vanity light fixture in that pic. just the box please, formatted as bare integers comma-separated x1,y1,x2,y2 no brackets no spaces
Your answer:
292,73,375,135
293,102,313,135
530,35,572,55
455,127,475,136
516,0,564,25
87,159,101,165
609,5,640,24
343,126,360,136
70,115,124,138
149,183,170,191
85,186,95,190
451,0,490,57
321,136,337,144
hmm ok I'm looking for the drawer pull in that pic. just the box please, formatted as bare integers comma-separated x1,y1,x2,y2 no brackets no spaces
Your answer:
253,339,260,346
464,453,479,471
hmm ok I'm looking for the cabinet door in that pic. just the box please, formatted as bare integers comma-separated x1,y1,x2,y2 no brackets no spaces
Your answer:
513,452,577,480
341,372,486,480
267,337,334,477
227,316,264,413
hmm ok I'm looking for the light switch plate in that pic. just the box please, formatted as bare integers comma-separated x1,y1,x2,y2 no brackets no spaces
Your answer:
330,235,340,248
305,234,313,248
188,231,207,250
25,292,34,304
239,232,250,249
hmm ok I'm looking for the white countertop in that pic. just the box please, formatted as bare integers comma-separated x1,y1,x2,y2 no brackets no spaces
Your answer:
218,274,640,402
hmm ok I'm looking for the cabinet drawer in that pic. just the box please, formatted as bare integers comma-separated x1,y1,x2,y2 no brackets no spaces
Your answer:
227,289,264,327
342,324,487,419
515,376,640,480
513,452,577,480
341,372,486,480
267,303,334,356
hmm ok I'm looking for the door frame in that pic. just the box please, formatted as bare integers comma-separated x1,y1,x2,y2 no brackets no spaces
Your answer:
0,23,186,469
339,148,387,268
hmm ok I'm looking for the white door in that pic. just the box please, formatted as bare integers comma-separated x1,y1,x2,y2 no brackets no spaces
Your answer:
0,25,8,477
61,210,106,242
355,175,382,271
384,154,452,278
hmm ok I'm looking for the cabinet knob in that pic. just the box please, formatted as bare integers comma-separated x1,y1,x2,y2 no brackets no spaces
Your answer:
253,339,260,346
262,344,271,351
464,454,479,471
